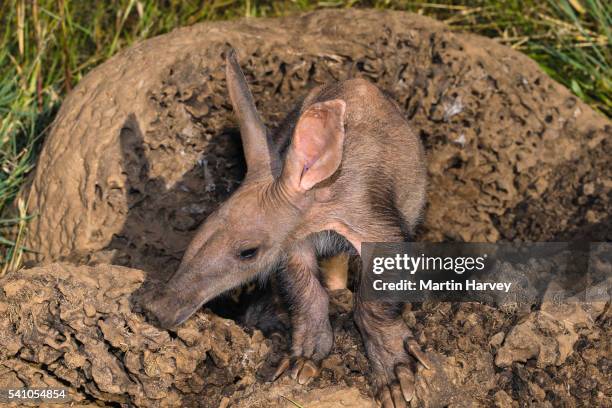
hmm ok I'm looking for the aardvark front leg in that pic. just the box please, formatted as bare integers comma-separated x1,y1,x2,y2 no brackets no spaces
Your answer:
272,240,333,384
352,229,431,407
354,299,431,407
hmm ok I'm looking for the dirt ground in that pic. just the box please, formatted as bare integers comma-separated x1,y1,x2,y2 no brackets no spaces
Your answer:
3,9,611,408
1,260,610,407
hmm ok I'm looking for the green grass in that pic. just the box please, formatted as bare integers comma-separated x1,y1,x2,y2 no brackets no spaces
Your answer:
0,0,610,273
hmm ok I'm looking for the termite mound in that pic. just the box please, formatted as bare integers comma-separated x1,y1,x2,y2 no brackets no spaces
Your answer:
23,9,610,272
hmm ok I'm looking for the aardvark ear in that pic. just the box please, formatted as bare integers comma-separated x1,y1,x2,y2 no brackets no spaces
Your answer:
283,99,346,191
225,48,278,178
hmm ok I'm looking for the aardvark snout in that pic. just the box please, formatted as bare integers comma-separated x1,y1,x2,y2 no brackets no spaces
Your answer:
140,286,197,329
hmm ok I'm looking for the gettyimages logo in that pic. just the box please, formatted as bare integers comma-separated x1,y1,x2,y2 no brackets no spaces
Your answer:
371,253,489,275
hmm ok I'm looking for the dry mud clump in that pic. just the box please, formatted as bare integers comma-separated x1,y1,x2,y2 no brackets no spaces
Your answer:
10,8,612,408
0,264,268,407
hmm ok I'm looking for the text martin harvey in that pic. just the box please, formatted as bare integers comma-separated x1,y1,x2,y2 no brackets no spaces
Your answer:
373,279,513,293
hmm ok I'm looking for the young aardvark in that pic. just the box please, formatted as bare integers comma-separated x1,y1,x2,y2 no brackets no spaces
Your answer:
144,49,430,407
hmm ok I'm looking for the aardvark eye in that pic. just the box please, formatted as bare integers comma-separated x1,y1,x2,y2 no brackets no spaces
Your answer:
237,247,259,260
